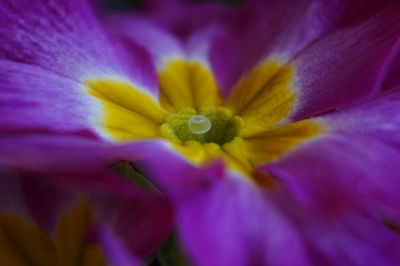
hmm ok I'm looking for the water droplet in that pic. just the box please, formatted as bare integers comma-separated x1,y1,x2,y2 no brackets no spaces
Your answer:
188,115,211,134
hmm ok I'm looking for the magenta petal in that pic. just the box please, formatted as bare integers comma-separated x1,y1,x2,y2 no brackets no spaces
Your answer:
176,177,310,266
0,61,100,134
382,52,400,91
291,3,400,119
175,172,400,266
266,89,400,214
210,0,400,98
0,135,200,196
0,135,174,258
172,3,239,39
304,213,400,265
0,170,156,263
322,89,400,144
105,16,184,65
264,135,400,215
273,190,400,266
0,134,113,175
115,140,225,198
103,4,239,74
0,0,136,80
21,169,173,259
186,25,224,64
90,183,173,258
95,225,142,266
210,0,315,93
152,2,240,40
0,0,162,134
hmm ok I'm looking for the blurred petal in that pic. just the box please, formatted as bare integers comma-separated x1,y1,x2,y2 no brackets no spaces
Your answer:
0,134,113,175
105,16,184,68
210,0,315,93
0,168,30,218
210,0,400,99
0,0,135,80
291,3,400,119
260,89,400,216
118,140,225,198
22,171,173,259
55,200,104,266
0,213,57,265
265,135,400,215
382,53,400,91
95,225,142,266
265,90,400,213
272,190,400,266
169,3,239,39
103,12,228,109
303,213,400,265
0,134,174,259
176,177,310,266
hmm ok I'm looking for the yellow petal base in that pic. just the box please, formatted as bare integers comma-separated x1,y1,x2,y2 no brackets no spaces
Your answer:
86,58,325,185
0,201,106,266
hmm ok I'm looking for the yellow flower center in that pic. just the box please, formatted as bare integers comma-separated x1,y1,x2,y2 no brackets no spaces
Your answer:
160,107,241,145
86,59,325,185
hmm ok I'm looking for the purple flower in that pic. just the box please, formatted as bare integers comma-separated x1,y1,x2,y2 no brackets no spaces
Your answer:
1,0,400,265
0,144,172,265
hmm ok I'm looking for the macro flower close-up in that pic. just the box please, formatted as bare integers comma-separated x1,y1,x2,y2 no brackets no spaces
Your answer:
0,0,400,265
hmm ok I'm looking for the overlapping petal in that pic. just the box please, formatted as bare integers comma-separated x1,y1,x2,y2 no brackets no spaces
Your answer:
273,190,400,266
1,0,400,265
291,3,400,119
322,89,400,144
137,149,400,266
176,177,310,266
132,145,306,265
211,0,400,106
0,173,108,265
0,134,113,174
0,0,162,138
266,135,400,214
103,13,224,114
210,0,316,93
102,3,233,107
23,173,172,259
265,90,400,215
0,134,174,259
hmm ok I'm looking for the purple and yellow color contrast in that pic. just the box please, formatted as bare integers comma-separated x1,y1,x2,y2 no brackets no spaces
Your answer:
86,58,324,185
1,0,400,265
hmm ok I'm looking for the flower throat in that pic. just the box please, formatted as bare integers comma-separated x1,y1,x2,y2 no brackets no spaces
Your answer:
160,107,242,145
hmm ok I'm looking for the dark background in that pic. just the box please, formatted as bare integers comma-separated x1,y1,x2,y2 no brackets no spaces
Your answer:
100,0,244,11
